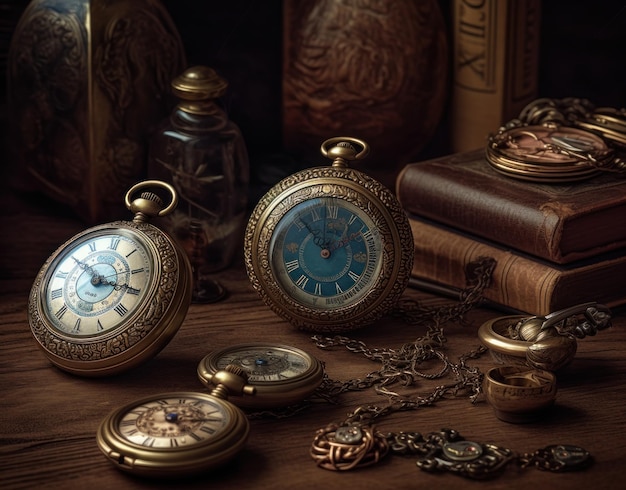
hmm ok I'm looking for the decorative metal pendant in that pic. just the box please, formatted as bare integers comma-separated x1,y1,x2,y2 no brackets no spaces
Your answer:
387,429,591,479
310,423,389,471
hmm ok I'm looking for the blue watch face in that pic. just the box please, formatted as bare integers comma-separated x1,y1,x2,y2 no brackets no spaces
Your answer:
269,197,382,310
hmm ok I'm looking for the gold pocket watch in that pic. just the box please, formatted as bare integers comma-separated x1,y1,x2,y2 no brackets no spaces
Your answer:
244,137,414,332
28,180,193,376
197,343,324,408
97,365,255,477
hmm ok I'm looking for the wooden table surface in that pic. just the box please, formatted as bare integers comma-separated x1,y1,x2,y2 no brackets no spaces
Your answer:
1,188,625,490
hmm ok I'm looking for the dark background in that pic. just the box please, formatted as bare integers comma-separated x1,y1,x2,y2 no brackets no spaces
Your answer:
1,0,625,195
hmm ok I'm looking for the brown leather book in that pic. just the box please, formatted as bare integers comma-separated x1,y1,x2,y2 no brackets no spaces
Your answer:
396,150,626,264
408,216,626,316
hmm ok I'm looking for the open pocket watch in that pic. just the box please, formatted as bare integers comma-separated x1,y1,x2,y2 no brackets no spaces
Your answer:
244,137,414,332
197,343,325,409
28,180,193,376
97,365,255,477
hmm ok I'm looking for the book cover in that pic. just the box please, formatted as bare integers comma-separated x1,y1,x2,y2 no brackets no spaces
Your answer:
450,0,541,152
408,216,626,316
396,149,626,264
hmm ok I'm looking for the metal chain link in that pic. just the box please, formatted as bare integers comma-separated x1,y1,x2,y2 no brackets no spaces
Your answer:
311,257,496,424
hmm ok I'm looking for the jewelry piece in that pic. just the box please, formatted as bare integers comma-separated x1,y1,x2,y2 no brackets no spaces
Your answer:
486,122,614,182
311,423,389,471
478,302,612,371
483,366,557,423
491,97,626,180
519,98,626,150
309,266,596,477
312,426,591,478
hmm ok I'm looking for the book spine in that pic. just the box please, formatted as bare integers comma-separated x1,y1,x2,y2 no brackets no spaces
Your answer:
449,0,541,152
408,217,626,316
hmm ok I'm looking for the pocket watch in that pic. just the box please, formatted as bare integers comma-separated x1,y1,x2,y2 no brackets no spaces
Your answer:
97,365,255,477
486,120,615,182
244,137,414,332
28,180,193,376
197,343,325,408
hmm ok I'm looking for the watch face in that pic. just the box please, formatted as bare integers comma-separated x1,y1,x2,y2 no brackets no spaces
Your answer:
41,228,154,336
214,345,312,382
117,395,230,449
97,391,250,476
269,197,382,311
198,343,325,408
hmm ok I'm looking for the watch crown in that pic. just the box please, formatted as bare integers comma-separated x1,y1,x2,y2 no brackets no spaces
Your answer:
208,364,257,400
125,180,179,222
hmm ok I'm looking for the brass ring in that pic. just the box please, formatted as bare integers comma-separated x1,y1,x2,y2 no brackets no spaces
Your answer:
478,316,577,372
125,180,178,217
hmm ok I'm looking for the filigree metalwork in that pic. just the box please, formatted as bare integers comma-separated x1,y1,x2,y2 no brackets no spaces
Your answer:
244,163,414,332
29,221,179,361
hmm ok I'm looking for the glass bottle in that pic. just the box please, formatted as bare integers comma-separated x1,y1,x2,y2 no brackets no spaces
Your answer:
149,66,249,301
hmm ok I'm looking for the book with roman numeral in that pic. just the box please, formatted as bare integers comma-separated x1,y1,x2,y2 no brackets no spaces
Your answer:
450,0,541,152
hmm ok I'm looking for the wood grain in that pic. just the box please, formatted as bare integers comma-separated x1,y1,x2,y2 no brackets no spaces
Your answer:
1,191,625,490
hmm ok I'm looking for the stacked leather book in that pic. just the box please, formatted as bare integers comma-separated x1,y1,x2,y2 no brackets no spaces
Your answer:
396,149,626,315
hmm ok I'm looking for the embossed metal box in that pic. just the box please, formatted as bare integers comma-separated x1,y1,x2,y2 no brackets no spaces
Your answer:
7,0,186,223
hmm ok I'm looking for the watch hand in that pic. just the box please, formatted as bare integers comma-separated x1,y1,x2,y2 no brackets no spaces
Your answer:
72,256,97,277
328,229,364,252
72,257,112,286
164,412,220,424
299,215,330,249
99,271,133,290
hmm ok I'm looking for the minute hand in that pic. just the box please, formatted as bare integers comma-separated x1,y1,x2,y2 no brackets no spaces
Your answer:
329,230,362,251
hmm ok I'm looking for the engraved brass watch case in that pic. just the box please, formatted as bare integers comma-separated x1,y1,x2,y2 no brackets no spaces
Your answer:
97,366,254,477
28,180,193,376
243,137,414,332
198,343,324,408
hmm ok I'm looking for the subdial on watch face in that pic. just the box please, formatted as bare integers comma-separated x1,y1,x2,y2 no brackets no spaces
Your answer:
216,347,311,382
270,197,383,310
118,397,229,448
43,231,152,336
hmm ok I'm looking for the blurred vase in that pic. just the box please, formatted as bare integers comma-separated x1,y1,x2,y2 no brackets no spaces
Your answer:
282,0,448,185
7,0,186,223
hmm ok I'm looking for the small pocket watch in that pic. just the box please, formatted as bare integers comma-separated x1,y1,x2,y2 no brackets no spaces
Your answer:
244,137,414,332
197,343,324,408
28,180,193,376
97,365,255,477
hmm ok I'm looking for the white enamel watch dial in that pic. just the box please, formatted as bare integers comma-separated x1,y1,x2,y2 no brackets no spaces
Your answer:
42,229,153,336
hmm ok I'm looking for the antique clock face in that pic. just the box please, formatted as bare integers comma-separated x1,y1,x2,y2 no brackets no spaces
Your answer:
97,391,249,477
198,343,324,408
28,181,193,376
244,137,414,332
41,229,154,336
